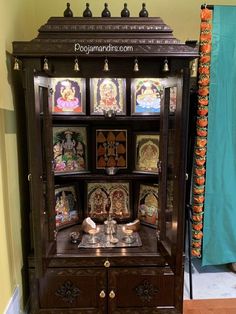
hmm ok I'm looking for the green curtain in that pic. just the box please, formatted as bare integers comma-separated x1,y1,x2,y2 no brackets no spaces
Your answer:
202,6,236,266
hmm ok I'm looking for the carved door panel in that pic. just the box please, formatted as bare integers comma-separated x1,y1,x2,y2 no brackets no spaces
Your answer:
39,268,107,313
108,267,175,313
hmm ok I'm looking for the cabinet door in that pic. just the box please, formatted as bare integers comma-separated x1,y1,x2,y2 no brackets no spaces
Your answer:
108,267,175,313
25,63,56,278
158,72,189,271
39,268,107,313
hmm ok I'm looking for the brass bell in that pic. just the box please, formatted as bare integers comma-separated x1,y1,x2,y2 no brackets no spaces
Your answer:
191,59,198,77
162,58,169,72
103,58,109,72
74,58,80,72
133,58,139,72
43,58,49,71
13,58,20,71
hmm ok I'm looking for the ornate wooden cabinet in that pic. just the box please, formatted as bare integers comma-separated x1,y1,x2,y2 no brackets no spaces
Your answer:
13,14,197,314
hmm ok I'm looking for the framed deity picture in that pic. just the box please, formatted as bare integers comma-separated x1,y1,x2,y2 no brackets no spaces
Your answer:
53,126,88,174
131,78,164,115
137,184,159,227
86,181,131,222
96,129,127,169
134,133,160,174
90,78,126,115
49,78,86,114
55,185,81,230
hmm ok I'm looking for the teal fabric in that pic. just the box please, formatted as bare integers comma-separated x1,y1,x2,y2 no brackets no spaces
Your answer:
202,6,236,266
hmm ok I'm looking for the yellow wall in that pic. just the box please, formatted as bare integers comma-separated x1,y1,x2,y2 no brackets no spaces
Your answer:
0,0,35,312
1,0,236,312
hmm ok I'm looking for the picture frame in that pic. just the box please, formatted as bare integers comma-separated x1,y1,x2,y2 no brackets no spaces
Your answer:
55,185,82,230
136,183,159,228
134,133,160,174
96,129,128,169
49,77,86,114
131,78,164,115
53,126,88,174
90,78,126,115
85,181,131,222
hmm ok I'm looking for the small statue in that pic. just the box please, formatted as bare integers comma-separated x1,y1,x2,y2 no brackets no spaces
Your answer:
121,3,130,17
64,2,73,17
139,3,149,17
83,3,92,17
102,3,111,17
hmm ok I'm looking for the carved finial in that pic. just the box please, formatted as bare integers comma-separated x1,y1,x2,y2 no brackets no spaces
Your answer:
139,3,148,17
121,3,130,17
83,3,92,17
64,2,73,17
102,3,111,17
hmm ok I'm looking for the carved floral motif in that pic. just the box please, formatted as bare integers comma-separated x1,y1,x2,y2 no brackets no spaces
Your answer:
55,280,80,303
135,280,158,302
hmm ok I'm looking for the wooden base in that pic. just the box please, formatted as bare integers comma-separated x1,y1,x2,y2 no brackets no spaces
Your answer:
28,226,183,314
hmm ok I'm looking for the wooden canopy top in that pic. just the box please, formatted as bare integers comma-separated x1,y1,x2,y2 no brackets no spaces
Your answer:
13,17,198,57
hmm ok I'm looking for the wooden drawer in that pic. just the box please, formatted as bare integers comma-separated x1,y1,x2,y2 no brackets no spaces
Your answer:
108,267,175,313
39,268,106,313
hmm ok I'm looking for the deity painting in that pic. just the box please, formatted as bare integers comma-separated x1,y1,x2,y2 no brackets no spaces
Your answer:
55,186,80,229
131,78,164,115
50,78,86,114
86,182,131,222
169,86,177,113
137,184,159,227
90,78,126,115
96,129,127,169
134,133,160,173
53,126,88,173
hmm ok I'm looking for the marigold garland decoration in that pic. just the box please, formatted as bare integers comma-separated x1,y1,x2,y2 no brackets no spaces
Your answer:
191,7,212,258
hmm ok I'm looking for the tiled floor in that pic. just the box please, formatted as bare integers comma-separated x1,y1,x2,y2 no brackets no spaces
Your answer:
184,258,236,300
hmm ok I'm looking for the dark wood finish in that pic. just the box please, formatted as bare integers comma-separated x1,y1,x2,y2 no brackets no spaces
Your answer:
108,267,174,312
41,82,56,242
39,268,106,312
13,17,198,57
24,60,56,278
13,15,197,314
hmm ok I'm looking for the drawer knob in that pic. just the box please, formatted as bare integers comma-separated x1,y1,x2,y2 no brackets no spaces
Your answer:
109,290,116,299
99,290,106,298
104,260,110,268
